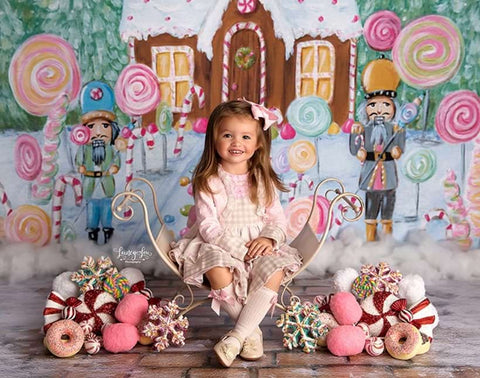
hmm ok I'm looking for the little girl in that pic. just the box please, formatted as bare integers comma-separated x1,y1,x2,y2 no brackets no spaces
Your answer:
169,100,302,367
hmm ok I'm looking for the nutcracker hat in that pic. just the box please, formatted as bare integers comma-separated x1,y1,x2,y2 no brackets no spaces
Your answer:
80,81,116,124
361,57,400,99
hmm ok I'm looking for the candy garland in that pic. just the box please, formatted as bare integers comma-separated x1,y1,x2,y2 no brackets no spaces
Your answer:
173,85,206,158
141,300,189,352
222,22,266,104
276,297,328,353
70,256,118,294
467,133,480,237
51,175,82,242
442,169,472,249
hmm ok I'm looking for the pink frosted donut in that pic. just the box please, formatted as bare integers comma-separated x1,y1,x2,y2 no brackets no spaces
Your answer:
384,323,421,360
44,319,85,357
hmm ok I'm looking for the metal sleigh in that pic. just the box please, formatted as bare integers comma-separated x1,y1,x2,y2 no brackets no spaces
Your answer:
111,177,364,315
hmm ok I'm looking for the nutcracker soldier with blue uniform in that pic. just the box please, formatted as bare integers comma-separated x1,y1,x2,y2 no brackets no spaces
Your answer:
349,58,405,242
75,81,121,244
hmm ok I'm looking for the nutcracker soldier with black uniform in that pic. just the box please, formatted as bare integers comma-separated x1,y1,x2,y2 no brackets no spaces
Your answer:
349,58,405,241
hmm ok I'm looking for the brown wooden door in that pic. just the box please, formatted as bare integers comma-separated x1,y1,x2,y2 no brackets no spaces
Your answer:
228,29,261,103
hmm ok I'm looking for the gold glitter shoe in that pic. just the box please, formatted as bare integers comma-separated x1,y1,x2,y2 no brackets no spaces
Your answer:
240,327,263,361
213,331,244,367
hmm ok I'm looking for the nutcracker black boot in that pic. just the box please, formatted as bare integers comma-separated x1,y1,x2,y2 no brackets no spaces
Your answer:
87,228,100,244
103,227,114,244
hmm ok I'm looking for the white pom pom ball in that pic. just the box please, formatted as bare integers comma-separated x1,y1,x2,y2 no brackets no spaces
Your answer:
120,267,145,285
333,268,358,293
52,271,79,299
398,274,426,306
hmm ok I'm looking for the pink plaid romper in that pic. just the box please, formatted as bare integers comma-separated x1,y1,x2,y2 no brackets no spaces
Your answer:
169,166,302,303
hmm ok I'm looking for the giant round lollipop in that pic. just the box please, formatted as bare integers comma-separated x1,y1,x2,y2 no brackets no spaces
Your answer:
9,34,81,116
435,90,480,144
115,63,161,116
392,15,464,89
364,11,402,51
288,140,317,173
286,96,331,137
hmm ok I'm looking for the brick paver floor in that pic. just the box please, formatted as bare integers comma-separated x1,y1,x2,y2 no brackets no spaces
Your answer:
1,275,479,377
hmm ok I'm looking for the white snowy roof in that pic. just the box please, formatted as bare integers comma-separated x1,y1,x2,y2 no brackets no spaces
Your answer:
119,0,363,59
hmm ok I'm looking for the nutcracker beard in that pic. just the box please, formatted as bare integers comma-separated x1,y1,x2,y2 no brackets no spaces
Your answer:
368,119,391,147
91,139,106,165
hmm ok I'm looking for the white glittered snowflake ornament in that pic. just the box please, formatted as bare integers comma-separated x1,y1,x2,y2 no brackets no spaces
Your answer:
141,299,189,352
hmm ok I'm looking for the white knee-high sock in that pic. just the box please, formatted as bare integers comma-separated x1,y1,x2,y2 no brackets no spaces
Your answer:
210,282,243,320
232,286,277,341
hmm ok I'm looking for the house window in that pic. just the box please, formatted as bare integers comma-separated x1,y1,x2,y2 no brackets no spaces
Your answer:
295,41,335,103
151,46,194,112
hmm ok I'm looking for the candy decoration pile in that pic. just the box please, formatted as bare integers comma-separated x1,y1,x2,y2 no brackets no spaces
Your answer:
276,297,328,353
141,300,189,352
70,256,118,293
353,262,403,298
73,289,118,334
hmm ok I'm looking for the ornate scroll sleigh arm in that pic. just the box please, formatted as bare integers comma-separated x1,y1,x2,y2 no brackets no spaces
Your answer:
278,178,364,310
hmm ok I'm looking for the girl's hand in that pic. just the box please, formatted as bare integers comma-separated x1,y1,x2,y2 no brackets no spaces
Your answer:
245,237,274,261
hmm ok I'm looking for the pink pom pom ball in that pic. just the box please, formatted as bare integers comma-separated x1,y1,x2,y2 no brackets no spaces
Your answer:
115,293,149,325
329,292,363,325
326,325,366,356
102,323,139,353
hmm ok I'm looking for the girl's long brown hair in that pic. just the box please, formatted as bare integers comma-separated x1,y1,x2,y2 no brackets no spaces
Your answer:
192,100,287,206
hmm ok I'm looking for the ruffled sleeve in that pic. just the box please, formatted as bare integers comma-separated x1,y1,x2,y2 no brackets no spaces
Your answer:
259,191,287,249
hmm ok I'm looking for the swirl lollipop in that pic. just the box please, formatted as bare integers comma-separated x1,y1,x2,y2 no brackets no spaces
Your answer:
435,90,480,144
9,34,81,116
402,149,437,184
4,204,52,246
285,197,320,239
115,63,161,117
286,96,331,137
14,134,42,181
70,124,91,145
364,11,402,51
392,15,464,89
272,146,290,174
288,140,317,173
156,102,173,134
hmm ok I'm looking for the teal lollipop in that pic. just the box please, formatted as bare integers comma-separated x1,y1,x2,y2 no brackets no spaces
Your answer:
156,102,173,133
402,149,437,183
286,96,332,137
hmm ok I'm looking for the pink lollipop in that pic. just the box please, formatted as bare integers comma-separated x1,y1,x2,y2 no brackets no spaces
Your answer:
115,63,161,116
70,124,91,145
364,11,402,51
314,195,331,234
285,197,320,239
435,90,480,144
9,34,81,116
392,15,464,89
14,134,42,181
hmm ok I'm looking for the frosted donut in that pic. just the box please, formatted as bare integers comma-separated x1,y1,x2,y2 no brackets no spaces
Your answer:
384,323,421,360
44,319,85,357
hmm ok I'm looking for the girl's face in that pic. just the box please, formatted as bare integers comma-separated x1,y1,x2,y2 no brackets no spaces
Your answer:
215,116,259,174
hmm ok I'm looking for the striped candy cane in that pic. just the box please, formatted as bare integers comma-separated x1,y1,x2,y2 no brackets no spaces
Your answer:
126,127,147,185
348,39,358,119
173,85,205,157
52,174,83,242
288,173,314,202
0,182,13,217
222,22,266,104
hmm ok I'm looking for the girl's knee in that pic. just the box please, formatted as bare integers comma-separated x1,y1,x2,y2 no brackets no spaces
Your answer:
205,266,233,289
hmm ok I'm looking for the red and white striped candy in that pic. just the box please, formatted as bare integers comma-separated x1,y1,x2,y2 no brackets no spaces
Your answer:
74,289,117,334
52,174,83,242
62,306,77,320
237,0,257,14
0,182,13,217
125,126,158,186
365,337,385,356
84,333,102,354
173,85,205,157
42,291,82,333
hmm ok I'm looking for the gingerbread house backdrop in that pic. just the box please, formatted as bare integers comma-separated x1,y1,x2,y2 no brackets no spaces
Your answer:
119,0,363,126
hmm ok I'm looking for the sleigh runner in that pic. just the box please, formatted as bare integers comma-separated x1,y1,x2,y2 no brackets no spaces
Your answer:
111,177,363,315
